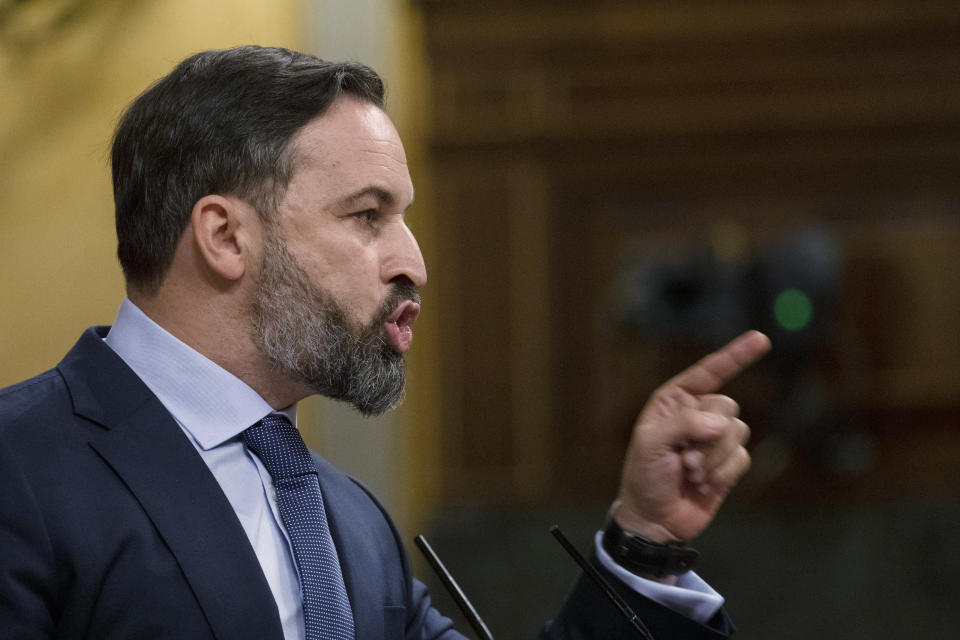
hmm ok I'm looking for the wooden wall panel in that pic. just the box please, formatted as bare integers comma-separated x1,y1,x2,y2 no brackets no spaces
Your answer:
419,0,960,505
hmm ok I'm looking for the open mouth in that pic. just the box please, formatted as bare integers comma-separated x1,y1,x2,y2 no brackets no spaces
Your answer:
383,299,421,353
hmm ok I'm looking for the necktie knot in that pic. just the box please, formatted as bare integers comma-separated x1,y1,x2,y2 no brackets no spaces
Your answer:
242,413,316,481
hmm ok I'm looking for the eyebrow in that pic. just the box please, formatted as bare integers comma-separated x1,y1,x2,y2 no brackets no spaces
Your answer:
339,186,414,210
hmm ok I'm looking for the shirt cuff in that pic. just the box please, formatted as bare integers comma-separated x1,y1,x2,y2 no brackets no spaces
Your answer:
593,531,725,624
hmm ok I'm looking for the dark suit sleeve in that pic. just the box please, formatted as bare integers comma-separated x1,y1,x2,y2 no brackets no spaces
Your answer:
405,560,733,640
399,533,732,640
538,557,733,640
0,438,57,638
404,577,470,640
342,479,465,640
357,469,730,640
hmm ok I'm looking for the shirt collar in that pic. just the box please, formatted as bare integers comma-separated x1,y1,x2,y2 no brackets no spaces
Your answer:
104,298,296,450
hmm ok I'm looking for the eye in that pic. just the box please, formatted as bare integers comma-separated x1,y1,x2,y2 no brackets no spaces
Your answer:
354,209,378,226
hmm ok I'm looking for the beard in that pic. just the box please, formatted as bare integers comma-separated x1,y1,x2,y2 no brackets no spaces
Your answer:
250,230,419,416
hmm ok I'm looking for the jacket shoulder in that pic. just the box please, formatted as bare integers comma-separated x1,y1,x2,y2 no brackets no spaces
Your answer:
0,368,71,436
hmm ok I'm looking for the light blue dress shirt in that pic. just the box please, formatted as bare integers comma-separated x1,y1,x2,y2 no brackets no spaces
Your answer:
105,299,305,640
104,298,723,636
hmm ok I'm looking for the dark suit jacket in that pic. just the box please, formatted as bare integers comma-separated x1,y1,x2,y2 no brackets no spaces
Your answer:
0,327,733,639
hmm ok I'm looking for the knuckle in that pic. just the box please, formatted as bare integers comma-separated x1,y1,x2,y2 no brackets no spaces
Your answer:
726,396,741,416
711,447,751,487
717,395,739,416
699,394,739,416
735,418,751,443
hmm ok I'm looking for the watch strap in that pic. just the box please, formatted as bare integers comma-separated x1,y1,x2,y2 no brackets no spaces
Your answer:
601,517,700,577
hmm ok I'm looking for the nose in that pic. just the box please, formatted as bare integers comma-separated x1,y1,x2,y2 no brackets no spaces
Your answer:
381,221,428,288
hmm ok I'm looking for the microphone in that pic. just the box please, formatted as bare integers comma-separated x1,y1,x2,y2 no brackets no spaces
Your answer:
550,525,656,640
414,535,495,640
415,526,658,640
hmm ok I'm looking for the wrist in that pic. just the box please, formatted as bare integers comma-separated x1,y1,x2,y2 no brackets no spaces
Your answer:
609,499,680,544
613,514,679,545
602,502,700,578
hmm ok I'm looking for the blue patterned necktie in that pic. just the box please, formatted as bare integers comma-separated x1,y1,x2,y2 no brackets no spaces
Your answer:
242,413,355,640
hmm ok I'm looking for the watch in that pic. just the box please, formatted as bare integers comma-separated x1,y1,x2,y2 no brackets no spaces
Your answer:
601,516,700,578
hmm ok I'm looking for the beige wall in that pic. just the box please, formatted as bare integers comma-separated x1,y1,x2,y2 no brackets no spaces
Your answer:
0,0,303,388
0,0,440,534
305,0,442,537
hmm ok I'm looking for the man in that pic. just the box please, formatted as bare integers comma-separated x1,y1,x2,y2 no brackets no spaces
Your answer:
0,46,770,639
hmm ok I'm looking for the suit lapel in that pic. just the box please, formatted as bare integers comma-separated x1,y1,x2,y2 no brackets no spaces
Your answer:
314,454,414,640
59,328,284,640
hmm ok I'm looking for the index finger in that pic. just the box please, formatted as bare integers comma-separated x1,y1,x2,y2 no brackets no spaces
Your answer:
668,330,771,396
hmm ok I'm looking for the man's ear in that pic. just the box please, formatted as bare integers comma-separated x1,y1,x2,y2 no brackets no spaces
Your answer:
189,194,259,282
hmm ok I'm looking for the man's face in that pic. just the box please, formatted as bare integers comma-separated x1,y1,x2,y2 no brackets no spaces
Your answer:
249,96,427,414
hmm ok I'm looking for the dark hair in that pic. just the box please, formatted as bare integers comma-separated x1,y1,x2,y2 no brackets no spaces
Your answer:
111,45,385,294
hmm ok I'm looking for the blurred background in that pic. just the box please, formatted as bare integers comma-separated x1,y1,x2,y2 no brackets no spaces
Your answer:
2,1,959,638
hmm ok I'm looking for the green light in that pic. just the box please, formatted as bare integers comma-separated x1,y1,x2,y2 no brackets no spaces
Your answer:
774,288,813,331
